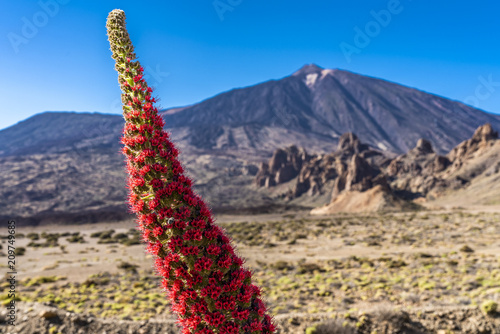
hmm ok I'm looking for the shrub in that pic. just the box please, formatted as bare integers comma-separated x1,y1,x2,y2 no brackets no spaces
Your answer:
460,245,474,253
271,261,293,271
16,247,26,256
66,233,85,243
91,230,115,239
481,300,498,315
28,234,59,248
117,261,139,274
26,233,39,240
298,263,324,274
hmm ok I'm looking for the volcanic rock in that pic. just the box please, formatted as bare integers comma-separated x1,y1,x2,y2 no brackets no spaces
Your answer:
447,123,499,171
254,145,310,187
386,138,451,197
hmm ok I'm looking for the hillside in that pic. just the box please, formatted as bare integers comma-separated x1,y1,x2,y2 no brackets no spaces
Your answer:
3,66,500,223
162,64,500,155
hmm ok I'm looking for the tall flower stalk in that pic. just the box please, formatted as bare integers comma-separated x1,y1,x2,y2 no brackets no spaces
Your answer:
106,10,276,334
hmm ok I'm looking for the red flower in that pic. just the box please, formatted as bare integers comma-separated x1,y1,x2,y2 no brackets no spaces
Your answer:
180,246,199,257
184,229,203,241
195,257,213,272
146,241,162,256
168,236,183,251
220,322,240,334
173,220,186,230
151,178,163,188
107,9,275,333
231,309,250,320
152,226,163,237
148,199,160,210
217,256,233,269
205,312,225,328
192,299,208,314
206,244,220,256
190,219,206,229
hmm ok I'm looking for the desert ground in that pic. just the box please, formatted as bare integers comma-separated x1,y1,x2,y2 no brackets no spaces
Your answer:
1,207,500,333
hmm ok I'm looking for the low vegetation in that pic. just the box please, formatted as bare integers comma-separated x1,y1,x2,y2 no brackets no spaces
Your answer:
6,211,500,330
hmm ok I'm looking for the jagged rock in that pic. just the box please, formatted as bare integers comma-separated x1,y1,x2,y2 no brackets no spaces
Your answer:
255,133,388,200
291,155,338,198
291,134,386,198
474,123,498,141
330,161,346,197
447,123,499,170
385,124,500,203
338,132,362,154
258,123,500,212
329,146,388,199
276,164,298,184
386,138,451,197
255,162,270,187
269,148,288,173
415,138,434,154
324,152,395,211
345,154,380,192
434,156,450,173
264,176,276,188
254,145,310,188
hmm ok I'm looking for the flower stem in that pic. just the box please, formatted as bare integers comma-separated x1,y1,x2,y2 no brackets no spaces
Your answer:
106,9,276,334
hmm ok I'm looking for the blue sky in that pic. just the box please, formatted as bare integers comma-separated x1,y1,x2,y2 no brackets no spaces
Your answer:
1,0,500,130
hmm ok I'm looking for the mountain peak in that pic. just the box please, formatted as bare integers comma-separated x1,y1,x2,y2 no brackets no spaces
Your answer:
292,64,325,76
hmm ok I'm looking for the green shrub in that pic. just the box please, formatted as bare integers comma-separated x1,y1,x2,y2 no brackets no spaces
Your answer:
27,233,40,240
121,236,141,246
117,261,138,273
66,233,85,243
298,263,324,274
91,230,115,239
460,245,474,253
28,233,59,248
481,300,498,315
305,326,317,334
271,261,293,271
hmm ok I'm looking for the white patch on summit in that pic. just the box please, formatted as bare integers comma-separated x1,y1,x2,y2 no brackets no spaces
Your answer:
377,142,388,151
320,69,335,79
305,73,318,87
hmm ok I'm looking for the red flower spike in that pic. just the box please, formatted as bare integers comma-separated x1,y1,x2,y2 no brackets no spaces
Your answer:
106,9,275,334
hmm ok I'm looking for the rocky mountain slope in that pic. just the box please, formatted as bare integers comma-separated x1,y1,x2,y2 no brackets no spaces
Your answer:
3,65,500,223
0,112,272,225
0,112,123,157
162,64,500,155
256,124,500,213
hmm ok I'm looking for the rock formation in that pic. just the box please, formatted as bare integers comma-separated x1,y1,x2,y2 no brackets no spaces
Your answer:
254,145,310,187
312,151,403,214
255,133,389,199
256,124,500,213
386,139,450,198
447,123,498,173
